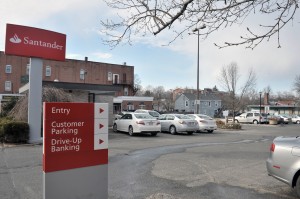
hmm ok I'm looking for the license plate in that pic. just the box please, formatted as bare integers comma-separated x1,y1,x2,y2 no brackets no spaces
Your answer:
148,122,154,125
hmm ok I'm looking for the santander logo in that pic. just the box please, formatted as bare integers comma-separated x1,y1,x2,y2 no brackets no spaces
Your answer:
9,32,64,50
10,34,22,43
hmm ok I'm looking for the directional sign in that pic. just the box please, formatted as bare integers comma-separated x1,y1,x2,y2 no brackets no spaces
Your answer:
43,102,108,172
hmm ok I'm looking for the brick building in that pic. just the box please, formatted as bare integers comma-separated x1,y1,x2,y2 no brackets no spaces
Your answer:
0,51,157,125
0,51,134,96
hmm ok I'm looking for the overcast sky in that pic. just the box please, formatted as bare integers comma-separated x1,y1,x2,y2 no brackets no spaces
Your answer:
1,0,300,95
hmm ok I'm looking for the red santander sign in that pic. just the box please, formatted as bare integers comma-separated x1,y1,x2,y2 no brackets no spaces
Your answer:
5,24,66,61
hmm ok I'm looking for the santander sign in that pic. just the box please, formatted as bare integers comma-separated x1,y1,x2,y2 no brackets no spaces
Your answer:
5,24,66,61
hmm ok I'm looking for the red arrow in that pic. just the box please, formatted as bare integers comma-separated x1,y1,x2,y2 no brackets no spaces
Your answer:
99,124,104,129
99,108,104,114
99,139,104,144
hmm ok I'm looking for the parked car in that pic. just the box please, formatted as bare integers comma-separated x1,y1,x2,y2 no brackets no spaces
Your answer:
292,115,300,124
113,113,161,136
277,115,292,124
234,112,267,124
267,115,284,124
266,136,300,197
158,114,198,135
134,109,160,118
114,111,128,120
187,114,217,133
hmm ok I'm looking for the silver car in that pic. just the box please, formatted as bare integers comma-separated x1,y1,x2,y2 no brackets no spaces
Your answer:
187,114,217,133
158,114,198,135
266,136,300,197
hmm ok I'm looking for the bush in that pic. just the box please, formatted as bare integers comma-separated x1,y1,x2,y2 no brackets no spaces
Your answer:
0,120,29,143
216,119,242,130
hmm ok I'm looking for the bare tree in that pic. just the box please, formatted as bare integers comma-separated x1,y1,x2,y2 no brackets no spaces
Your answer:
152,86,165,111
101,0,298,48
133,74,142,96
9,86,74,122
294,74,300,95
218,62,256,122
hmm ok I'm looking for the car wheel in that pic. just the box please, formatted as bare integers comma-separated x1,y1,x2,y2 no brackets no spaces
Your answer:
187,131,193,135
207,130,214,133
128,126,134,136
253,120,258,124
169,126,177,135
113,123,118,132
296,175,300,197
297,120,300,124
151,132,157,136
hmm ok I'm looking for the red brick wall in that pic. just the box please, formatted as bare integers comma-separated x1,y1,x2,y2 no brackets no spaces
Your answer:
121,100,153,111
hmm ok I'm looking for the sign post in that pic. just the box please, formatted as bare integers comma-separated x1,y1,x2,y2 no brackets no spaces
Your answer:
28,58,43,143
43,102,108,198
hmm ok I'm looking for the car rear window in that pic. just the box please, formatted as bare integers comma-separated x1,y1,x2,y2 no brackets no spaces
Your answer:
175,115,191,119
149,111,160,117
134,113,153,119
198,115,212,120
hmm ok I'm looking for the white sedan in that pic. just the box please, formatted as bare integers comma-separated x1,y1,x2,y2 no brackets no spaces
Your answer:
113,113,161,136
187,114,217,133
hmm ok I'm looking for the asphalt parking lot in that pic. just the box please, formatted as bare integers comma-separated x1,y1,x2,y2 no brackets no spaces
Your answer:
1,124,300,199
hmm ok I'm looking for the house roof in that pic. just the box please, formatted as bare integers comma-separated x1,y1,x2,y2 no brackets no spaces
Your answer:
179,93,221,101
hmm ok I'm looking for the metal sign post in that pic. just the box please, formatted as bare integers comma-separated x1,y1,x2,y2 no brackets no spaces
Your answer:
28,58,43,143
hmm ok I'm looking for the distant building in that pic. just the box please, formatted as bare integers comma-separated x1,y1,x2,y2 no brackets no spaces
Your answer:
113,96,154,113
174,92,222,118
1,51,136,125
247,93,300,115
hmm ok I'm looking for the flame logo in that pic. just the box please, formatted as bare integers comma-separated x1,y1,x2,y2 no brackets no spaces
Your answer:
9,34,22,43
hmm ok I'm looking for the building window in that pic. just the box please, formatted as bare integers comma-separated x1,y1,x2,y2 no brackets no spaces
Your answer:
139,102,146,109
185,100,189,107
127,104,134,111
26,64,30,75
45,66,51,77
5,81,11,91
123,73,127,83
124,87,128,96
80,69,86,80
113,74,119,84
108,72,112,81
5,65,12,73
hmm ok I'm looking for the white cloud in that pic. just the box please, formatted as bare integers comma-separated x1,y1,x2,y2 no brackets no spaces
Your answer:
93,52,112,59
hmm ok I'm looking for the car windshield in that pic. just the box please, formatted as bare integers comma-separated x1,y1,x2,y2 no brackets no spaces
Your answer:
175,114,191,119
134,113,154,119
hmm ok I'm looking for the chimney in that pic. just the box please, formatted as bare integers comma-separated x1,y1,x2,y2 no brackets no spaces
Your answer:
85,57,88,61
264,93,269,105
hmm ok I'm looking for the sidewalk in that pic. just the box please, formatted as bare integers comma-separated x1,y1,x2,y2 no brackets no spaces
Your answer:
0,143,43,199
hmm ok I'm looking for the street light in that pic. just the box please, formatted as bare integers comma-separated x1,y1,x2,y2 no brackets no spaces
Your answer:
192,24,206,114
259,91,262,124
